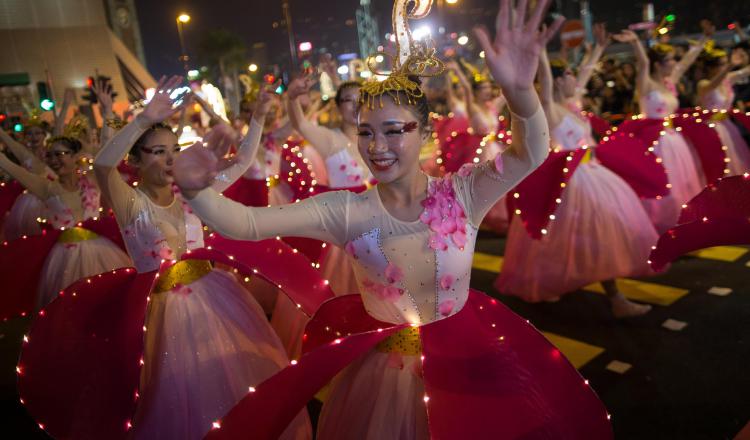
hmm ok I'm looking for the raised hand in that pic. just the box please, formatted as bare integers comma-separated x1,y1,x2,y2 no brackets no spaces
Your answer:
612,29,638,44
593,22,609,47
255,80,281,118
286,74,316,101
474,0,563,95
140,75,187,125
92,79,114,116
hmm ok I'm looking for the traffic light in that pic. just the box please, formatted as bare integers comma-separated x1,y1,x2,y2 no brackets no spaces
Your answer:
82,76,97,104
81,75,118,105
665,14,676,22
36,81,55,111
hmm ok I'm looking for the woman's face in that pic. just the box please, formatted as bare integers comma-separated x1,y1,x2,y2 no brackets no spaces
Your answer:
474,81,493,102
25,126,47,151
44,141,78,176
337,86,360,126
555,68,577,98
357,97,427,184
655,53,676,76
131,129,181,187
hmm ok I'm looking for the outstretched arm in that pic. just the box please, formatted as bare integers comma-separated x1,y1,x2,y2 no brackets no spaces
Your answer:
286,75,337,158
466,0,560,224
577,23,608,91
613,30,650,95
94,75,186,222
0,151,51,200
671,39,704,84
0,129,47,175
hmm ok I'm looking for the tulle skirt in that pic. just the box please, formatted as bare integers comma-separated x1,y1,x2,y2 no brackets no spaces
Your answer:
132,268,311,440
497,161,658,301
716,120,750,176
317,350,429,440
641,130,705,233
37,236,131,309
4,192,43,241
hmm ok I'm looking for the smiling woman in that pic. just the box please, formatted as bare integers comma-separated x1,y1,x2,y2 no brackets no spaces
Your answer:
172,1,613,439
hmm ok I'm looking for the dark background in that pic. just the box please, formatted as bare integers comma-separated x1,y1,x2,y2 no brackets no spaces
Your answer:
134,0,750,77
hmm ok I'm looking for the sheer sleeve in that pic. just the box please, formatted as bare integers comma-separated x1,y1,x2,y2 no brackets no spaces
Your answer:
211,118,264,192
0,152,52,200
187,188,351,246
93,117,150,225
453,106,549,226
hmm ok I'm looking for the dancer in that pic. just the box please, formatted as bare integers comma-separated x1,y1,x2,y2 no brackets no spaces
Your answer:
175,1,612,438
697,43,750,175
0,132,131,310
496,47,657,317
0,116,54,241
17,77,311,440
613,30,706,232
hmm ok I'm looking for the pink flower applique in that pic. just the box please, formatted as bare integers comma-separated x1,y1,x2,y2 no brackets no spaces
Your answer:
439,274,455,290
171,283,193,296
158,247,174,259
438,299,457,317
361,277,404,303
386,352,404,370
419,177,468,251
339,164,347,171
384,263,404,284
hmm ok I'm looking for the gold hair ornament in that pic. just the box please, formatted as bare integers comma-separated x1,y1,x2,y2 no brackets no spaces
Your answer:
360,0,445,109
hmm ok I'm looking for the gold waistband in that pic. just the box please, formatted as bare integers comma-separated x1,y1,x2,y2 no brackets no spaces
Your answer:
58,227,99,243
376,326,422,356
710,112,729,122
580,148,594,164
153,259,213,294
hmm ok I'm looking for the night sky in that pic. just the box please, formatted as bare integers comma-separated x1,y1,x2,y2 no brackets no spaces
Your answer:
133,0,750,78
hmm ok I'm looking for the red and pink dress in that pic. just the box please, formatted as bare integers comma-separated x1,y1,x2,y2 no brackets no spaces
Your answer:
185,108,613,439
497,112,659,300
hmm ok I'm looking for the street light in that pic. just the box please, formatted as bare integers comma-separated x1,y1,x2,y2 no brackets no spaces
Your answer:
176,13,191,74
248,64,259,72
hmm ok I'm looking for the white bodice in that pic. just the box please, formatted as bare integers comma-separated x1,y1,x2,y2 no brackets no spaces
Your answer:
324,130,371,188
337,176,478,325
121,190,204,273
700,80,734,111
641,89,679,119
244,136,281,180
43,176,101,229
551,115,595,151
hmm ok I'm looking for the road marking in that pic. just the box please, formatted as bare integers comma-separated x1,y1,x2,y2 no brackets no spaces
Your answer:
543,332,605,369
584,279,689,306
472,252,504,273
688,246,748,262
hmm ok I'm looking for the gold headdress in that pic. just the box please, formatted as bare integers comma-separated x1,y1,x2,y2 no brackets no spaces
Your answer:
459,59,491,84
702,40,727,59
26,109,47,129
360,0,445,109
650,43,674,55
46,114,89,148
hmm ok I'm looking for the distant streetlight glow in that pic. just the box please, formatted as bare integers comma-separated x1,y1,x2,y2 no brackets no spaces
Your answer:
457,35,469,45
337,65,350,75
446,0,458,4
177,13,191,23
299,42,312,52
413,26,431,40
479,51,485,59
248,64,259,72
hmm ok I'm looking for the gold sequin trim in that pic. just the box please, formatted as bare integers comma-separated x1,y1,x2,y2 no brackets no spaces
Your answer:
710,112,729,122
58,227,99,243
153,260,213,294
376,326,422,356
